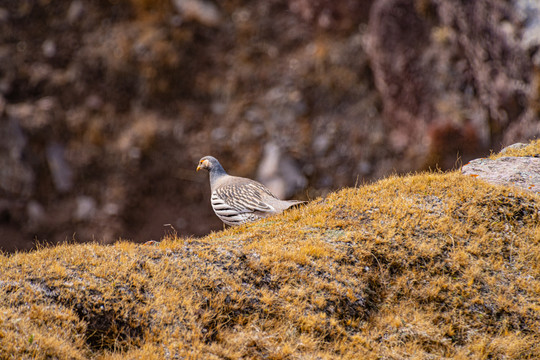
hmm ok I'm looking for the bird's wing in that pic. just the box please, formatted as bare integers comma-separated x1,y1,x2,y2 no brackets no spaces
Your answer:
212,181,277,214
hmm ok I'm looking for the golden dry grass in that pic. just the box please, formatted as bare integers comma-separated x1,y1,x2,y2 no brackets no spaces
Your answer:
1,141,539,359
489,139,540,159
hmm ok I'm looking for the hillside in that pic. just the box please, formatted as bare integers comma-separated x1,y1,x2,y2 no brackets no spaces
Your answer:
0,141,539,359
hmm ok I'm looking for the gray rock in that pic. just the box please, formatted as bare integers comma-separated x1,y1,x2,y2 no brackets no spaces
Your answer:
462,155,540,194
256,142,307,199
67,0,84,24
42,39,56,58
172,0,221,27
313,134,331,156
27,200,46,228
0,119,33,197
103,202,120,216
46,143,74,193
75,196,97,221
499,143,529,154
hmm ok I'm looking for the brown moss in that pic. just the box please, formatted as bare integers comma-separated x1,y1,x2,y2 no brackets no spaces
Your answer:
1,141,539,359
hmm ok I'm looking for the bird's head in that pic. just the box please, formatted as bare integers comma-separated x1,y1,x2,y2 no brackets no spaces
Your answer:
196,156,220,172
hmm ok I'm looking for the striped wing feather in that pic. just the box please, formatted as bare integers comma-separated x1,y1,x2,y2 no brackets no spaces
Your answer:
211,180,279,225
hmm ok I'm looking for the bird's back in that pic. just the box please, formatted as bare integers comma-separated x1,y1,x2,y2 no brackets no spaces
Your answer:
210,175,303,225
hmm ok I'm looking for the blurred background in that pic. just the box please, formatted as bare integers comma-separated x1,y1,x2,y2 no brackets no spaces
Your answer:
1,0,539,252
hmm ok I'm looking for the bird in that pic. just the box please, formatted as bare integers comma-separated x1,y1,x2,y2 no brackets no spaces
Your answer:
197,156,305,226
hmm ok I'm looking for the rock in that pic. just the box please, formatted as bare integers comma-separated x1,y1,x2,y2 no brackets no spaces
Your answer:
7,97,60,131
26,200,46,228
516,0,540,65
462,155,540,194
210,127,227,141
67,0,84,24
172,0,222,27
0,8,8,23
75,196,97,221
499,143,529,154
103,203,120,216
46,143,74,193
42,39,56,58
256,142,307,199
85,95,103,110
366,0,535,167
0,119,33,197
312,134,331,156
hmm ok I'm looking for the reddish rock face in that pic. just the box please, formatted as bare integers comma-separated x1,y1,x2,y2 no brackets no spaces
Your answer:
366,0,539,169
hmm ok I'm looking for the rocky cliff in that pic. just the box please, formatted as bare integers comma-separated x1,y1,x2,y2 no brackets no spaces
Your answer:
1,0,539,250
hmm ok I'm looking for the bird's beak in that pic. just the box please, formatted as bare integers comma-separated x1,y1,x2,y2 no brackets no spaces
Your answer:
196,160,206,171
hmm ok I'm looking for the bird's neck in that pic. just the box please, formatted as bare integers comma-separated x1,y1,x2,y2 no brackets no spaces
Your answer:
209,167,227,191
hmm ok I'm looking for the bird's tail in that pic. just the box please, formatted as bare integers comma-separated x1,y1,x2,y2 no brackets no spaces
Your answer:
284,199,306,209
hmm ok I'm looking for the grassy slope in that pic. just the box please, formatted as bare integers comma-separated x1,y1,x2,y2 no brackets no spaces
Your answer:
1,141,539,359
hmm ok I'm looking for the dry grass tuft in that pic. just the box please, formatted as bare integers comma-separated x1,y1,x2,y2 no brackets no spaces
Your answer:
1,140,539,359
490,139,540,159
